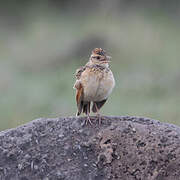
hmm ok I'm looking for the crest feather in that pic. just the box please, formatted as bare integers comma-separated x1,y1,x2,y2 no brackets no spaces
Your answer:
92,48,106,56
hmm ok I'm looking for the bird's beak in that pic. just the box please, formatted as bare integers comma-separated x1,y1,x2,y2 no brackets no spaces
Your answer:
104,56,111,63
106,56,111,60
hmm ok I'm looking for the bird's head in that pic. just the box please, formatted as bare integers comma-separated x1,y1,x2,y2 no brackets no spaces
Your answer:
89,48,111,67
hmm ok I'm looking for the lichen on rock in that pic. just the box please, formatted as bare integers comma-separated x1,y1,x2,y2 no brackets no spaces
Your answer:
0,116,180,180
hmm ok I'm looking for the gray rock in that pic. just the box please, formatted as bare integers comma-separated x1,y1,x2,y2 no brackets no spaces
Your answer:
0,116,180,180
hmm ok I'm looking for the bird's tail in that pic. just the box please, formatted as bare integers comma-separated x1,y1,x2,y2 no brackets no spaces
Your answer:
76,101,91,116
92,99,107,113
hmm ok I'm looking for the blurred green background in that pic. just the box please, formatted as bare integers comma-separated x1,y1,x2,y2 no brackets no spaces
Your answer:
1,0,180,131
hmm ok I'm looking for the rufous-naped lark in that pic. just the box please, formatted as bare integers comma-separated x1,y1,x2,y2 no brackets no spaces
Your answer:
73,48,115,125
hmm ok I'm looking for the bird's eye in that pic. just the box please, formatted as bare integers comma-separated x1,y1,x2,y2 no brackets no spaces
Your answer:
96,56,100,60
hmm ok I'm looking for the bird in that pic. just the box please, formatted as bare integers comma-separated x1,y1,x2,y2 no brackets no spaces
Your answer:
73,48,115,125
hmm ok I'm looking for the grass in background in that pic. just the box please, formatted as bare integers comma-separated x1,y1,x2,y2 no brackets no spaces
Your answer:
0,10,180,131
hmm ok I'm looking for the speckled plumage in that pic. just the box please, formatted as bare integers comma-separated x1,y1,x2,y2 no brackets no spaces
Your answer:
73,48,115,124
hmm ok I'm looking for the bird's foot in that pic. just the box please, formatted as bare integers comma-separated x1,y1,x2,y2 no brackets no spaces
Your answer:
85,115,93,125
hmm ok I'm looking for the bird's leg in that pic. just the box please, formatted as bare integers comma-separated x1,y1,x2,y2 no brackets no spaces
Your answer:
94,103,101,125
86,103,93,125
86,113,93,125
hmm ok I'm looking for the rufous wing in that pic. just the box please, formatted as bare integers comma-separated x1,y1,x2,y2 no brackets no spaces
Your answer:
74,81,84,116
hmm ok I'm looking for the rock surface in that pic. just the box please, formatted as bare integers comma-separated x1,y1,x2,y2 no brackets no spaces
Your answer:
0,116,180,180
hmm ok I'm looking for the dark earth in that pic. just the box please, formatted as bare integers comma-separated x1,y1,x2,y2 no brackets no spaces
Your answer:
0,116,180,180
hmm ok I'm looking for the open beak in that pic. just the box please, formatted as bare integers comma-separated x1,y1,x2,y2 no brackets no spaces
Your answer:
106,56,111,62
101,56,111,63
106,56,111,60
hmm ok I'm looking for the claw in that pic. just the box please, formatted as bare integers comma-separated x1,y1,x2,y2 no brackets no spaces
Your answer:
85,114,93,125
